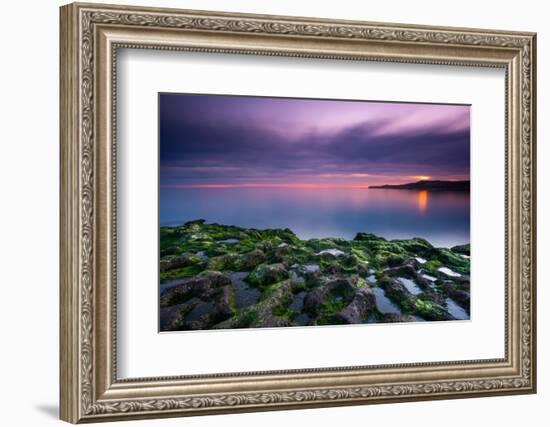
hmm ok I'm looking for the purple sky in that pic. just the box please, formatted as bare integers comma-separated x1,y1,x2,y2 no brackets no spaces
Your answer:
159,93,470,188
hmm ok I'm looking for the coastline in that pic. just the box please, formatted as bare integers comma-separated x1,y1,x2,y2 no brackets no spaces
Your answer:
159,220,470,331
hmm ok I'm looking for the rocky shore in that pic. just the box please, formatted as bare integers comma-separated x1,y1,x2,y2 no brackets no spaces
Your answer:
159,220,470,331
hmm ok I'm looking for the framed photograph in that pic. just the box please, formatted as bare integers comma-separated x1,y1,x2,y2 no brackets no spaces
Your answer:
60,2,537,423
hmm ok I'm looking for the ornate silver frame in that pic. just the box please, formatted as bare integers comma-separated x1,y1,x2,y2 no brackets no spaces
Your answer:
60,2,537,423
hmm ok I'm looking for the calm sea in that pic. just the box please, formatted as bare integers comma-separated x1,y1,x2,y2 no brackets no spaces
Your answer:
160,187,469,248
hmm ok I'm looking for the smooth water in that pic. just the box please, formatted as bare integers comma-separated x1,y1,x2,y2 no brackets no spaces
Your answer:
397,277,423,295
160,187,469,248
372,287,402,315
445,298,470,320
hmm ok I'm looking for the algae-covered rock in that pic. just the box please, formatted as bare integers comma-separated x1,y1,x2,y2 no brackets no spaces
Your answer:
247,263,289,287
451,243,470,256
159,220,470,330
337,287,376,324
160,271,231,308
303,276,357,315
159,253,202,272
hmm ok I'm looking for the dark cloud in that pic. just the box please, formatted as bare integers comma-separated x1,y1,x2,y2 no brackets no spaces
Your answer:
159,93,470,186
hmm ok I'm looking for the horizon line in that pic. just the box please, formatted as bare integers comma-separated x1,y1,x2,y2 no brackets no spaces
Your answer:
161,179,469,190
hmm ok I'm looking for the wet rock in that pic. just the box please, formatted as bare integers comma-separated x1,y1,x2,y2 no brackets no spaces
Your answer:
214,285,234,319
442,282,470,310
160,271,231,308
236,249,266,271
160,246,180,257
378,276,416,312
160,253,201,272
303,276,357,314
254,317,291,328
451,243,470,256
275,242,291,256
355,261,371,277
381,313,422,323
159,220,471,330
254,240,274,253
206,254,237,271
337,287,376,323
289,264,321,289
383,259,420,277
414,299,453,321
159,303,194,330
230,280,294,329
165,285,234,331
247,263,289,287
353,232,386,243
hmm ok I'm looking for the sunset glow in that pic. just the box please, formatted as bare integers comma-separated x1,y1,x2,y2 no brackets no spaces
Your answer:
417,190,429,213
160,94,470,189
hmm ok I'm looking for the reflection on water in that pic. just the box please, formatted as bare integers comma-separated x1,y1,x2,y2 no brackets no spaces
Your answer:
160,187,469,248
445,298,469,320
372,287,402,315
418,190,428,213
397,277,422,295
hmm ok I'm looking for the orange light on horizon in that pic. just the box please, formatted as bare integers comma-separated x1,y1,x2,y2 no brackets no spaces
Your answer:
417,175,431,181
418,190,429,213
162,183,377,189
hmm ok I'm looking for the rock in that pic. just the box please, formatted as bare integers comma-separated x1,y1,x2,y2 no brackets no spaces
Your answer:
383,260,418,277
303,287,326,314
355,262,371,277
353,232,386,242
247,263,289,287
158,220,470,330
254,241,274,253
414,299,453,321
159,253,201,272
323,262,342,275
337,287,376,323
254,316,291,328
163,284,235,331
443,282,470,308
206,254,237,271
160,271,231,308
159,303,193,330
378,276,416,312
303,276,357,314
235,249,266,271
275,242,290,256
160,246,180,257
244,280,294,328
451,243,470,256
381,313,421,323
214,285,234,319
289,264,322,289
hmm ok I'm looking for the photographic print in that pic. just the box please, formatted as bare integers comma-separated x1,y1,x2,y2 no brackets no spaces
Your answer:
159,93,471,332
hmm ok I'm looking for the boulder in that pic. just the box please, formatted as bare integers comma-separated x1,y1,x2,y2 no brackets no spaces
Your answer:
235,249,266,271
337,287,376,324
159,271,231,308
159,253,201,272
247,263,289,287
443,282,470,309
303,276,357,314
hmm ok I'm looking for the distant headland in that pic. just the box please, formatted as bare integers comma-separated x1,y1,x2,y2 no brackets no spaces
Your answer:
369,180,470,191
